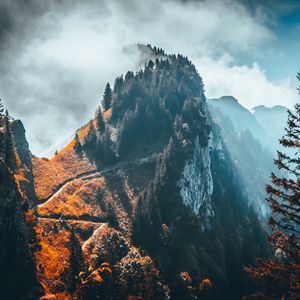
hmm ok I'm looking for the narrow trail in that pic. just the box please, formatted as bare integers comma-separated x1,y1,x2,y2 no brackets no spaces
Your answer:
81,223,108,251
36,153,159,208
37,216,108,246
37,216,107,225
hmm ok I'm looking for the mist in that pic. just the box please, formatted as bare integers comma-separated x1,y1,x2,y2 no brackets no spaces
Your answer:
0,0,298,156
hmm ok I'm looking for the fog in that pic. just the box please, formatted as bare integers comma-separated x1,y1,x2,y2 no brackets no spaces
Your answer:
0,0,298,156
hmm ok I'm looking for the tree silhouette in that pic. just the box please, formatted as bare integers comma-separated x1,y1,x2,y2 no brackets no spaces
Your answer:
84,120,96,147
74,132,82,154
102,83,112,111
4,112,16,169
0,99,4,116
95,105,105,133
245,76,300,299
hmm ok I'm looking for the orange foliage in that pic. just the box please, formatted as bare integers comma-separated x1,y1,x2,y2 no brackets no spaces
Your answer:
58,117,98,154
180,271,192,284
24,209,36,224
34,218,100,299
103,108,112,120
37,177,106,219
31,114,111,201
199,278,213,289
128,295,142,300
32,149,96,200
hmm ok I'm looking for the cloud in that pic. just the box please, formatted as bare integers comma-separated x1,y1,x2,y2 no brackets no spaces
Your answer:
196,55,298,109
0,0,296,156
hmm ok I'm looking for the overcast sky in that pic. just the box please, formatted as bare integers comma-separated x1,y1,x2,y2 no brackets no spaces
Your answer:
0,0,299,156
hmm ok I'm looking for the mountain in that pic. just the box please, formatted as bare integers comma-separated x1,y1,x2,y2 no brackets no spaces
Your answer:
252,105,289,150
0,47,269,299
0,116,42,299
208,97,289,219
209,96,273,152
209,96,262,135
208,97,274,219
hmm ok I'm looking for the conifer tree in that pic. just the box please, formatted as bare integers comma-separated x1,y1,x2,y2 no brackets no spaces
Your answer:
0,99,4,116
245,78,300,299
95,106,105,133
84,120,97,153
4,112,16,169
114,76,123,95
0,99,5,154
102,83,112,111
74,133,82,154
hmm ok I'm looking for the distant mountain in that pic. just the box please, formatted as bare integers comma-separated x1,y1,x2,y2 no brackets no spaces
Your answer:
209,96,262,134
0,47,269,299
253,105,288,147
207,97,289,219
209,96,280,153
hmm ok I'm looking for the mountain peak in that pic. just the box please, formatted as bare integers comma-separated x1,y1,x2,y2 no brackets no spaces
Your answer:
252,104,288,113
209,95,251,114
215,95,239,103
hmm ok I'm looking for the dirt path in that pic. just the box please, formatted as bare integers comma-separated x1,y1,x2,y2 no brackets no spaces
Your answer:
36,153,159,208
36,215,107,223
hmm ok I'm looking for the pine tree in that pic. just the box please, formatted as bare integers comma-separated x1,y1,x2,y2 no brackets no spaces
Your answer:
102,83,112,111
0,99,5,155
245,98,300,297
113,76,123,95
101,127,115,164
74,133,82,154
95,105,105,133
0,99,4,116
83,120,97,155
4,113,16,169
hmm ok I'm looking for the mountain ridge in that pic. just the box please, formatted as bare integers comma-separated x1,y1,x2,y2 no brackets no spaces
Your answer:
0,47,270,299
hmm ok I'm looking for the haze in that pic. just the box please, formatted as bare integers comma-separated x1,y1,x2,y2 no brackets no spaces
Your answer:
0,0,299,156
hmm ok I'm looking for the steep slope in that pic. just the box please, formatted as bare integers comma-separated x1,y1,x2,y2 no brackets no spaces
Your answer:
209,96,262,133
207,98,289,220
26,49,268,299
207,99,274,219
0,115,41,299
1,47,270,299
209,96,272,150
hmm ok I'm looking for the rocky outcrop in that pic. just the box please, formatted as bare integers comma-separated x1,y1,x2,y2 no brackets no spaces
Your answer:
179,136,214,223
11,119,36,205
0,159,39,299
1,46,270,299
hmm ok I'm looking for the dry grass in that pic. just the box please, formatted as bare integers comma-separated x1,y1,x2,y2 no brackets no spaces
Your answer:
33,109,116,202
35,218,72,299
37,177,107,220
31,107,162,298
32,148,96,201
34,218,102,299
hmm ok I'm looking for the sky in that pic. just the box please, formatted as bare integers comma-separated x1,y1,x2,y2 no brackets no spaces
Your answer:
0,0,299,156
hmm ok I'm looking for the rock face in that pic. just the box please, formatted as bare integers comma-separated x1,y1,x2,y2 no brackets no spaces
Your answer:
11,120,37,204
0,159,38,299
179,136,214,221
1,46,269,299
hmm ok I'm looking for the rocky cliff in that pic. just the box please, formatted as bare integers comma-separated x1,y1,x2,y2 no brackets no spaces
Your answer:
1,47,269,299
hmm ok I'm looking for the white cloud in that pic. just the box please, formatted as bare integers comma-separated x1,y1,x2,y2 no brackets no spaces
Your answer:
0,0,296,156
196,55,298,109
